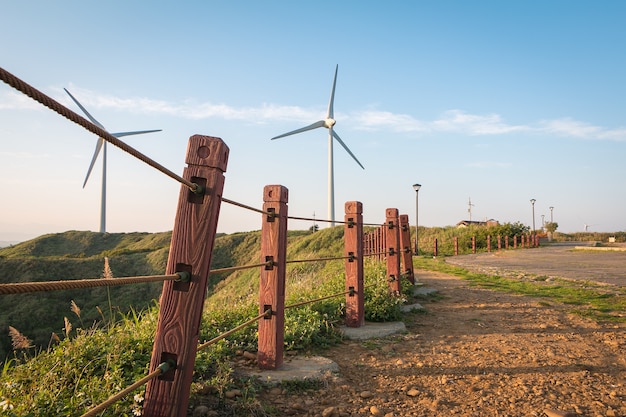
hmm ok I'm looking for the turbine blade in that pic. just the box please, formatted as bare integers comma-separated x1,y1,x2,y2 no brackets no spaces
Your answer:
271,120,326,140
332,129,364,169
112,129,162,138
83,138,104,188
327,64,338,119
64,88,106,130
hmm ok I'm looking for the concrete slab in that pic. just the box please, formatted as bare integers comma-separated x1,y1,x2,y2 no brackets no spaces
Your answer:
242,356,338,385
401,302,424,312
339,321,406,340
413,286,438,297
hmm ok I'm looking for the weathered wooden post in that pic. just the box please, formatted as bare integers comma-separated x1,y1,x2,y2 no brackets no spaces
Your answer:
472,236,476,254
487,235,491,252
258,185,288,370
399,214,415,284
497,235,502,250
514,235,518,249
433,238,438,257
144,135,229,417
385,208,401,294
521,234,526,248
344,201,364,327
454,237,459,256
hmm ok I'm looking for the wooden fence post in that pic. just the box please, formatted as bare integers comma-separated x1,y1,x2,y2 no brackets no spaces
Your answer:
144,135,229,417
344,201,364,327
497,235,502,250
454,237,458,256
385,208,401,295
258,185,288,370
433,238,438,257
514,235,518,248
399,214,415,284
487,235,491,252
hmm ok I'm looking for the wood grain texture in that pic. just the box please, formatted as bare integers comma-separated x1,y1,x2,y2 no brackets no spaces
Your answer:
258,185,288,370
385,208,401,295
399,214,415,285
143,135,228,417
344,201,364,328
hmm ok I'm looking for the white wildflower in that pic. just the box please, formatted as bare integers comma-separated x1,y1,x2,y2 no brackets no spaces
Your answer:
1,399,14,411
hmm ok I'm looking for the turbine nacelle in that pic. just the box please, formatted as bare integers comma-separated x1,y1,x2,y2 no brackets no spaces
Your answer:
324,118,336,128
270,65,364,226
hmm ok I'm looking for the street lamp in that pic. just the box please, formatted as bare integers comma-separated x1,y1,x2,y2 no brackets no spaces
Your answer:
413,184,421,255
530,199,536,232
549,206,554,223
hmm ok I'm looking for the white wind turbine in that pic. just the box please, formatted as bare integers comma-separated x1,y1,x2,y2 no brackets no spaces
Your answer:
271,65,364,226
65,88,161,233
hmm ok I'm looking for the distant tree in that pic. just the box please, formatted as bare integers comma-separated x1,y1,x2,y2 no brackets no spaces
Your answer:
309,224,319,232
544,222,559,233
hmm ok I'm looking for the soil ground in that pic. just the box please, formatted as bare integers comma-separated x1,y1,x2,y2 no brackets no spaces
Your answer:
253,243,626,417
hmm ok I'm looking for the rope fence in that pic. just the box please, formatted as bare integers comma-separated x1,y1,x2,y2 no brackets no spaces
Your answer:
80,361,174,417
1,68,422,417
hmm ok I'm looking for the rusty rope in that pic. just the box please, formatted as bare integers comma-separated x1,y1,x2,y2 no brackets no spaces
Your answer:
210,260,274,274
0,66,200,194
0,273,187,295
197,308,271,351
80,361,173,417
285,289,353,309
363,251,390,257
285,255,353,264
287,215,384,228
285,282,381,310
222,197,274,216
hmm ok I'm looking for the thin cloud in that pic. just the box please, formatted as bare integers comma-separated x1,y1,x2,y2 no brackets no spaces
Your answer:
5,85,626,141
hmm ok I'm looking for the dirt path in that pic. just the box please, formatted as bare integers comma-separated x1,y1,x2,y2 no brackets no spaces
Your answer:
258,267,626,417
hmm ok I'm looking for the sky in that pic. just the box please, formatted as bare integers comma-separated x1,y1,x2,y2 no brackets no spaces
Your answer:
1,1,626,243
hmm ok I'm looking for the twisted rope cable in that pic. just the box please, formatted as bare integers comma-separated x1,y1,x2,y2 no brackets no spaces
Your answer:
285,255,352,264
285,289,352,309
363,251,390,258
0,66,200,193
0,274,184,295
222,197,273,216
0,261,274,296
210,260,273,274
288,215,385,228
285,282,378,310
197,309,271,351
80,361,173,417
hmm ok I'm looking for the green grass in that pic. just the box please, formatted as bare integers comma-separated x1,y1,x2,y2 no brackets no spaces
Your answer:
414,257,626,322
0,228,413,416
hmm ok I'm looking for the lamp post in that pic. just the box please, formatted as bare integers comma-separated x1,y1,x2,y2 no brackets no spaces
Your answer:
549,206,554,223
530,199,536,232
413,183,421,256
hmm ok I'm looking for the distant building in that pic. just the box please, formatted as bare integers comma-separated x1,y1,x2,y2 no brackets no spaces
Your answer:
456,219,499,228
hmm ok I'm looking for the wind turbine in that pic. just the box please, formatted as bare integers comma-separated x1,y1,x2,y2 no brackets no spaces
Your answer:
64,88,161,233
271,65,364,226
583,223,595,232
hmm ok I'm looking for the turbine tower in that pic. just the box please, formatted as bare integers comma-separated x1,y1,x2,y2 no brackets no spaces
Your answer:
65,89,161,233
271,65,364,226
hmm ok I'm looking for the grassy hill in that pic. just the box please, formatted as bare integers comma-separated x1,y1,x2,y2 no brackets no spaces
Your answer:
0,231,172,361
0,227,409,416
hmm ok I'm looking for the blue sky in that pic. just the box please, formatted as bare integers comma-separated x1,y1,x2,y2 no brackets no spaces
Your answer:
2,1,626,242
